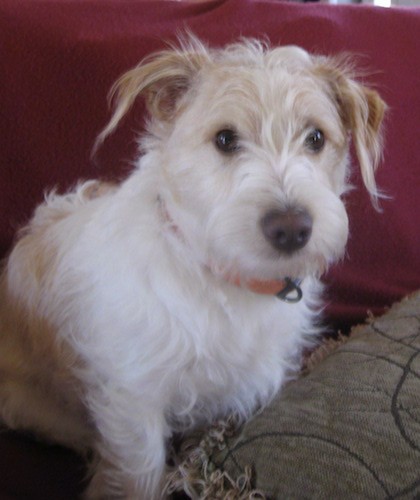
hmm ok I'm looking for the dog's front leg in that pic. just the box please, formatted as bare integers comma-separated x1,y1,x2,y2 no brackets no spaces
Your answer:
85,392,170,500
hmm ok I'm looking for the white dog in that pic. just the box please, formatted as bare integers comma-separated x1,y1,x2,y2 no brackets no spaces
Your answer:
0,37,385,498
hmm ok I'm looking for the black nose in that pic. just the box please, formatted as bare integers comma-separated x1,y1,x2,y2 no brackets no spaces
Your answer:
261,207,313,254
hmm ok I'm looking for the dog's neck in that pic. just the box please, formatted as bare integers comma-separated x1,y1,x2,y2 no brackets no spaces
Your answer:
158,197,303,303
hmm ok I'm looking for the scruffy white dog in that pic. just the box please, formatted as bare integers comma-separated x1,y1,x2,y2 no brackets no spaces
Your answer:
0,37,385,498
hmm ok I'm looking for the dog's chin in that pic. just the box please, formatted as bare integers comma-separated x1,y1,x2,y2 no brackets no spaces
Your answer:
259,235,348,281
209,247,335,285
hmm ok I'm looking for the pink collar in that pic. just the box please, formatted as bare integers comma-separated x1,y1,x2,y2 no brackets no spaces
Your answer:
226,274,303,302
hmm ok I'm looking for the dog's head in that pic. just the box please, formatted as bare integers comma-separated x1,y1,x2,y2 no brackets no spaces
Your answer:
97,36,386,284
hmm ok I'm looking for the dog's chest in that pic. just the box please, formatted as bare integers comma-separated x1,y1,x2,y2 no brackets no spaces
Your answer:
155,287,312,417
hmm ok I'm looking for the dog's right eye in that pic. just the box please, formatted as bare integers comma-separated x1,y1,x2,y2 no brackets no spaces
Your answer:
305,129,325,153
215,129,239,154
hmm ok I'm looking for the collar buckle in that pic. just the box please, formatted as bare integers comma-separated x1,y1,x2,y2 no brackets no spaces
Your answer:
276,278,303,303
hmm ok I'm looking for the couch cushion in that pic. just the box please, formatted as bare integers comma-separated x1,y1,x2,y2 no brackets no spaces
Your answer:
169,289,420,498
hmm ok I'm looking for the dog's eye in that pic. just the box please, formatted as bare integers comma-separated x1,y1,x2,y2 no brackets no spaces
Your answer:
215,129,239,154
305,129,325,153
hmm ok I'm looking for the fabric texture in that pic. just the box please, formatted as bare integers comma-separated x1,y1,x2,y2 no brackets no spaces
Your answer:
170,290,420,499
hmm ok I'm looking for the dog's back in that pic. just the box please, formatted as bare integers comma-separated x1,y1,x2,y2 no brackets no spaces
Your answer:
0,182,117,451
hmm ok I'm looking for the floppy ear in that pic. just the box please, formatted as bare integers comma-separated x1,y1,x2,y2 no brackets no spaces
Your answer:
94,37,210,149
318,59,387,208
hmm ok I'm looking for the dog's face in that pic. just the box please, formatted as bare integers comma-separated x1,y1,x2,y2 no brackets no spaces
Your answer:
98,38,386,283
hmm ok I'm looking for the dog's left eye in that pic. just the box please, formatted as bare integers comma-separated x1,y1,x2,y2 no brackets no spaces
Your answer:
305,129,325,153
215,129,240,154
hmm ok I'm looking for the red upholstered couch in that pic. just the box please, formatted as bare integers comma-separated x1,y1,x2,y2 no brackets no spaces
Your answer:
1,1,419,498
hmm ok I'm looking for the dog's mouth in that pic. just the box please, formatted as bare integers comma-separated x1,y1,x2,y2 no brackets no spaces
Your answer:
208,241,343,301
205,238,339,303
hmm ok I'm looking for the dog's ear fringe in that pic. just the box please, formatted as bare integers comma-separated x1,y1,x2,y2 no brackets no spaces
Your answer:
92,33,211,156
315,54,388,210
351,85,388,211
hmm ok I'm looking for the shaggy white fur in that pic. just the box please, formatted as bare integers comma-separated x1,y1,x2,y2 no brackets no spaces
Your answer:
0,37,385,499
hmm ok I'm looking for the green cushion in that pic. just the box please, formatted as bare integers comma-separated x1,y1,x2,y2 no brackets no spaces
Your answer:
169,291,420,498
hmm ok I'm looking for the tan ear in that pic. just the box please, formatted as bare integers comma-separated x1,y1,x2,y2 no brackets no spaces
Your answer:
341,81,386,205
318,59,387,208
94,36,210,150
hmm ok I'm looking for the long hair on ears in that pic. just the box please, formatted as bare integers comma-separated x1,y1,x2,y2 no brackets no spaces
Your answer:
93,34,211,154
316,57,387,209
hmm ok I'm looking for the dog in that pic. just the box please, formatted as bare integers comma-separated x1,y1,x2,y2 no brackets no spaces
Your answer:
0,36,385,499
